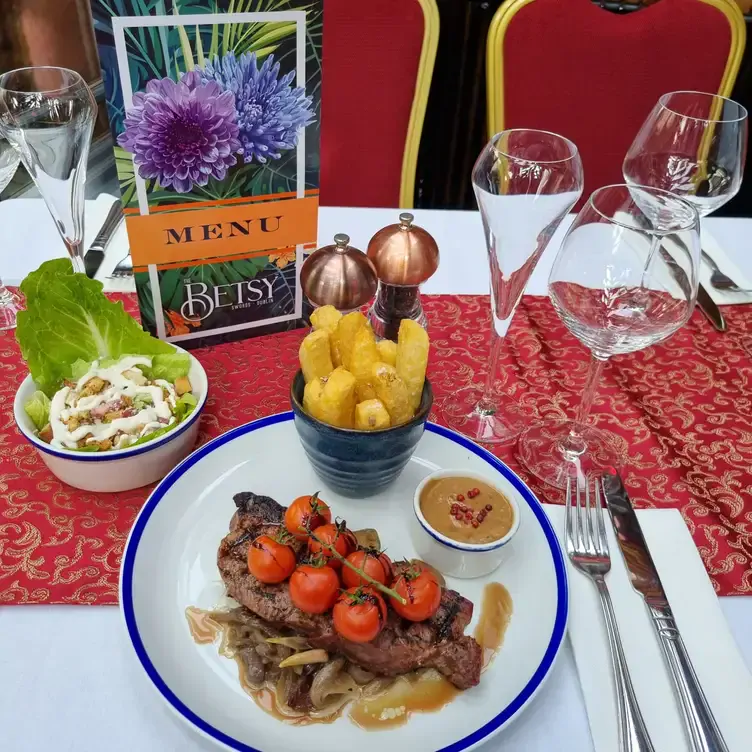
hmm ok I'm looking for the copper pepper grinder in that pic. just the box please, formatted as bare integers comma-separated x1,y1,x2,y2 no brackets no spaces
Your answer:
300,233,378,313
367,212,439,340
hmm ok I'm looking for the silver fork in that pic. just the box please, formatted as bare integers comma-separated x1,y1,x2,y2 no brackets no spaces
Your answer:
566,473,655,752
701,250,752,294
108,253,133,278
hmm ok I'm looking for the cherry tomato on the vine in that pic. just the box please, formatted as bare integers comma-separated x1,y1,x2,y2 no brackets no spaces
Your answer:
284,494,332,541
308,522,356,569
342,550,393,588
289,563,340,614
333,586,388,643
391,562,442,622
247,533,296,584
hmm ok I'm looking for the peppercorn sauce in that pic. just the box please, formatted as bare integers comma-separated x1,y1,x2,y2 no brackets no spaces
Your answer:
419,476,515,545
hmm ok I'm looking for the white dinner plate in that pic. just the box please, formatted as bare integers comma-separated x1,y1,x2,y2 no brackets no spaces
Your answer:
120,413,568,752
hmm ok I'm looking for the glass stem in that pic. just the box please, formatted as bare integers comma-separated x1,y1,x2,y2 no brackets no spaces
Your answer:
480,328,504,405
562,354,607,456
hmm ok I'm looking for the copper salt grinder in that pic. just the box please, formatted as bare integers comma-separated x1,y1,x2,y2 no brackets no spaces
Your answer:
300,233,378,313
366,212,439,340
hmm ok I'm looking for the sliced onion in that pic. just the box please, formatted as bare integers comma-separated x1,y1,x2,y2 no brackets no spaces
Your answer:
278,649,329,668
310,657,359,709
265,636,310,651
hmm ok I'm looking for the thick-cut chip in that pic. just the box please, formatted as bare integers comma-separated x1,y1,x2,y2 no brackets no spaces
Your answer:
310,305,342,332
319,367,357,428
371,362,413,425
355,399,391,431
310,305,343,366
376,339,397,367
397,319,429,412
349,326,380,401
356,382,377,402
303,377,326,422
335,311,369,370
299,329,334,383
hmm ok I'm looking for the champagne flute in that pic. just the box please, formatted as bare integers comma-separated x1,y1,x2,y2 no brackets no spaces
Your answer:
442,129,583,444
518,184,700,488
624,91,747,217
0,67,97,275
0,137,21,329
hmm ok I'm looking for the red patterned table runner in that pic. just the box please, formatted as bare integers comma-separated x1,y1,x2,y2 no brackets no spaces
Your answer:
1,294,751,604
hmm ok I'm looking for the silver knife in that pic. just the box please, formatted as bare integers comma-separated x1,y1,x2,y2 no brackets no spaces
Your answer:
661,234,726,333
695,282,726,332
602,472,729,752
632,211,726,333
84,199,123,279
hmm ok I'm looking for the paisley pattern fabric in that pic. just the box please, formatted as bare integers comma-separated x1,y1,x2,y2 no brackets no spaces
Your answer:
1,294,750,604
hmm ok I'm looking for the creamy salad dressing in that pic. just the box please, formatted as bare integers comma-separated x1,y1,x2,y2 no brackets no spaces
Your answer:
49,356,178,450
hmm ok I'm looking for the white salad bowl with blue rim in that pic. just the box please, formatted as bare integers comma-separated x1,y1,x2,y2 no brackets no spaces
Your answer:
13,346,208,493
411,468,521,579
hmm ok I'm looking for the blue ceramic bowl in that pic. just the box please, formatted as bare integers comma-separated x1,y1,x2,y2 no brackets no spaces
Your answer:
290,370,433,498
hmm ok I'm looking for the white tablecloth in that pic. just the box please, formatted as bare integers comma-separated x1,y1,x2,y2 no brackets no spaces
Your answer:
1,201,751,752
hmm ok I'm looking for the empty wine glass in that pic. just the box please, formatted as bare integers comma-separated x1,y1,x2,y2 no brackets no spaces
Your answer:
0,67,96,275
518,184,700,488
0,137,21,329
442,129,583,444
624,91,748,217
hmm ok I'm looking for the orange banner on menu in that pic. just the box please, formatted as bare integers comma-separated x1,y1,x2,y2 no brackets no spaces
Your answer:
128,196,318,267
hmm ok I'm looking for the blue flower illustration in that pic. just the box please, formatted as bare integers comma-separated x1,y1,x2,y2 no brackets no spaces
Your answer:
194,52,315,165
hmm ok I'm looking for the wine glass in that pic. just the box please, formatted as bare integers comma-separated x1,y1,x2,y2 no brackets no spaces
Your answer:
442,129,583,444
0,137,21,329
0,67,97,275
624,91,748,217
518,184,700,489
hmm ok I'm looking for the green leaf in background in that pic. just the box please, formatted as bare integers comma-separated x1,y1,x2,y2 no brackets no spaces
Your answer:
114,145,137,208
24,391,51,431
17,259,175,396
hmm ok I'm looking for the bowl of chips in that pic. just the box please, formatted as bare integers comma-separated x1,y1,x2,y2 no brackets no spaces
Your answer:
290,306,433,498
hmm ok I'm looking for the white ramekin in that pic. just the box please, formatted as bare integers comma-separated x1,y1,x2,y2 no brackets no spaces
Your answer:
411,468,520,579
13,347,208,493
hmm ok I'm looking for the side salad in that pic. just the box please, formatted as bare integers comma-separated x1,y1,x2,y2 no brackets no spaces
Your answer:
17,258,199,453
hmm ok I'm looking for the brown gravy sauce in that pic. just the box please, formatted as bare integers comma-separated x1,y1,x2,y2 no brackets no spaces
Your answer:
474,582,513,670
185,582,512,730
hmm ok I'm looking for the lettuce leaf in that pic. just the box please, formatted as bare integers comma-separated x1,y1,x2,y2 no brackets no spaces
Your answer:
16,259,174,396
128,395,198,448
24,391,51,430
141,353,191,382
173,392,197,421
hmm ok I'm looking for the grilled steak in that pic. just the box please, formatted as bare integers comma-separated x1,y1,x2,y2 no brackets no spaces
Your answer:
218,492,483,690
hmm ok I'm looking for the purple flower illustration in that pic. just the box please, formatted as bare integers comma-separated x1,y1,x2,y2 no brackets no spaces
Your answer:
195,52,315,165
118,72,241,193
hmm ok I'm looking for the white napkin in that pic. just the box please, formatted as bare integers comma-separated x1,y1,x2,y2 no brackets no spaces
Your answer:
699,227,752,305
543,505,752,752
0,193,128,286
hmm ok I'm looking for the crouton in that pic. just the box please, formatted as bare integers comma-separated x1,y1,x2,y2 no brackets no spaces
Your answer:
38,424,53,443
80,377,107,397
174,376,192,396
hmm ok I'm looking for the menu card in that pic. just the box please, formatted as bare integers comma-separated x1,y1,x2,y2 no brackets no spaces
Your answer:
90,0,322,345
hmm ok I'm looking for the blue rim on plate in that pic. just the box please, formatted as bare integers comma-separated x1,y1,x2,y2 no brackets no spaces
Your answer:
120,412,568,752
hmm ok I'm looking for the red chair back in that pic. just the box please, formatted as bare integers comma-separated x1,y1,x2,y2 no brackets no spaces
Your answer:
319,0,436,208
488,0,746,206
